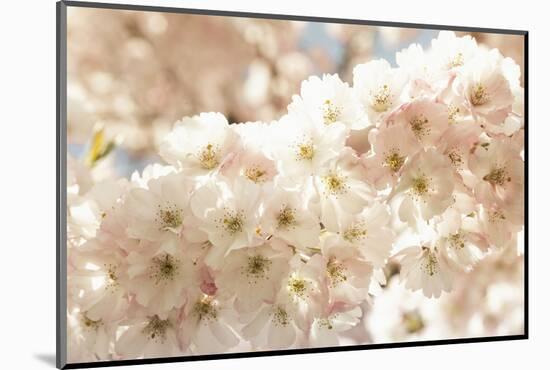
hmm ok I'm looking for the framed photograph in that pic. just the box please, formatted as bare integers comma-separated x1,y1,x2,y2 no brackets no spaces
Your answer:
57,1,528,368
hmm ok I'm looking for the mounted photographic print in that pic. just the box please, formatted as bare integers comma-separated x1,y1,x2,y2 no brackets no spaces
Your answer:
56,1,528,368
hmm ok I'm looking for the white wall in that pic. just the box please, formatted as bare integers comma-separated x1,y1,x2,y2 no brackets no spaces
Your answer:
0,0,544,368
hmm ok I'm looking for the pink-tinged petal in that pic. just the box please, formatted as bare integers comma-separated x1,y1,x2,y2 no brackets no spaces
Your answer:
210,321,239,348
242,306,271,339
267,321,296,349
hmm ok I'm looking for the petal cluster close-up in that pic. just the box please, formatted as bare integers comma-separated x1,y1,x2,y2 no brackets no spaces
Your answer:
66,31,525,362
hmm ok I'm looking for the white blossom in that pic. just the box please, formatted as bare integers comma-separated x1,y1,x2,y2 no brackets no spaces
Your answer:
66,30,525,361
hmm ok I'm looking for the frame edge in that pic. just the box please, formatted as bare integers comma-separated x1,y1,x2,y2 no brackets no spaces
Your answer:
57,1,68,369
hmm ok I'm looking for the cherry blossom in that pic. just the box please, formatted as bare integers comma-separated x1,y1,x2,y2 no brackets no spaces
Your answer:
124,172,192,244
215,241,292,313
393,148,457,225
66,31,524,361
395,244,457,298
115,308,182,359
190,177,263,268
353,59,407,125
159,112,240,177
261,185,321,250
288,74,367,131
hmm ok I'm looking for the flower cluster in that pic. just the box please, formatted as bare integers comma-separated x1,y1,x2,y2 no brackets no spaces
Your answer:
66,31,524,362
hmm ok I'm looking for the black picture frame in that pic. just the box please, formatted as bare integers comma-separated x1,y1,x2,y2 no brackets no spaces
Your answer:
56,1,529,368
